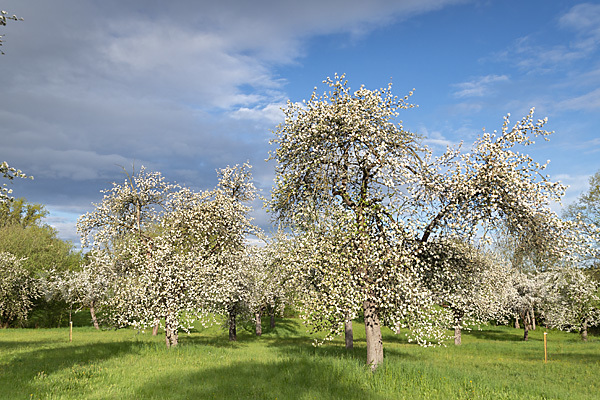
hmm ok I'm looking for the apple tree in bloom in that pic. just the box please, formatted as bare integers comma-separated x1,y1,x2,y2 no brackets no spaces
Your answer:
539,265,600,341
245,235,297,336
0,252,38,327
270,75,451,369
419,240,513,345
270,74,576,369
77,165,257,346
191,163,259,341
45,255,111,329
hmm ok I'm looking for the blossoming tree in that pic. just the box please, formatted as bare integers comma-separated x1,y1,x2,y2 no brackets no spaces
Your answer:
270,74,573,369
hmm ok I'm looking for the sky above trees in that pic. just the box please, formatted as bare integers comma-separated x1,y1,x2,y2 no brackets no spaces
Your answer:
1,0,599,244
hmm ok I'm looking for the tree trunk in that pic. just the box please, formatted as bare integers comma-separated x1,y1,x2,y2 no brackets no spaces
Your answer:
229,308,237,341
530,308,536,330
255,310,262,336
270,310,275,329
89,301,99,330
581,318,588,342
152,321,159,336
363,300,383,371
514,315,520,329
165,313,178,348
522,311,529,341
345,319,353,350
454,310,464,346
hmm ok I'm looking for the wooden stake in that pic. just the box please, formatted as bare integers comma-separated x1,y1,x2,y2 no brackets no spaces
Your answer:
543,332,547,363
69,321,73,342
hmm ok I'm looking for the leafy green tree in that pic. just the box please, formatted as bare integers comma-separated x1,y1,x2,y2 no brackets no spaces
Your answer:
0,198,48,228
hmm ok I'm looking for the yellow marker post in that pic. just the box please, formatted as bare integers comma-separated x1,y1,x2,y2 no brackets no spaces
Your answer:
543,332,547,363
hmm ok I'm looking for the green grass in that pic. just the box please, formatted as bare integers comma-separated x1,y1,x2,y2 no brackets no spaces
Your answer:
0,320,598,399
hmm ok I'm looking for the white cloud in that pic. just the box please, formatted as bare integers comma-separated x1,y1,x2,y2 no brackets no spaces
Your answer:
452,75,509,98
558,87,600,111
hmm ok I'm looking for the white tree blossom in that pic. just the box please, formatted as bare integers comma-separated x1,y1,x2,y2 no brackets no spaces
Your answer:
1,161,31,203
419,240,513,345
78,165,259,346
539,265,600,341
269,74,574,369
0,252,38,327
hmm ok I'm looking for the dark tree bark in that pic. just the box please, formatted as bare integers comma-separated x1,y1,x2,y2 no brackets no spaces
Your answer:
522,311,530,341
269,308,275,329
345,319,353,349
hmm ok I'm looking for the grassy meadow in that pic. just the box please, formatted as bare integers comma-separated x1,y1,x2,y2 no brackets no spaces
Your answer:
0,318,598,399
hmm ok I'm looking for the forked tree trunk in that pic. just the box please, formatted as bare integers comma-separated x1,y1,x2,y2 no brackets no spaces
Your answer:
89,301,99,330
454,310,464,346
345,319,353,350
165,313,178,347
255,310,262,336
229,308,237,341
363,300,383,371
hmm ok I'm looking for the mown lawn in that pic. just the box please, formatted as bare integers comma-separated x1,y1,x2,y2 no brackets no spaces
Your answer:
0,319,598,399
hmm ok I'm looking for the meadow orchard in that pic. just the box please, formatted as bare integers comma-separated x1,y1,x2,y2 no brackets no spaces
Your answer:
1,75,599,376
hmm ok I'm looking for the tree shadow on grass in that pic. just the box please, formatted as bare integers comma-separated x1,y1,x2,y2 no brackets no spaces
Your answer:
467,329,525,342
133,357,387,400
2,340,145,398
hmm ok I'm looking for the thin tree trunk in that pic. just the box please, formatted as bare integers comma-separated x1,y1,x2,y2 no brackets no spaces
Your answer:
270,309,275,329
530,308,536,330
522,311,529,341
229,308,237,341
165,313,178,347
255,310,262,336
454,310,464,346
514,315,520,329
152,321,159,336
581,318,588,342
89,301,99,330
345,319,353,350
363,300,383,371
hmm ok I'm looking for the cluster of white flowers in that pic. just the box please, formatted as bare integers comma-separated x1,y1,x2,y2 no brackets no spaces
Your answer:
1,161,30,203
538,264,600,341
0,252,38,327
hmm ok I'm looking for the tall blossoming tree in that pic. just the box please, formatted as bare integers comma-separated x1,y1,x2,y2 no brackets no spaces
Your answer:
270,74,573,369
539,265,600,341
78,165,258,346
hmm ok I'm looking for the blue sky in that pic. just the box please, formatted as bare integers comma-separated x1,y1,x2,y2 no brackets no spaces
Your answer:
1,0,599,245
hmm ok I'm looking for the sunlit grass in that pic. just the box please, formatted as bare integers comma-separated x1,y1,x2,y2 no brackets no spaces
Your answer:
0,320,598,399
